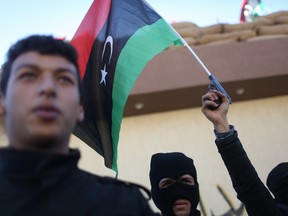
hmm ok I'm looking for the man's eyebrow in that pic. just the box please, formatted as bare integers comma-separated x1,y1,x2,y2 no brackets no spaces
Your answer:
161,179,172,182
15,64,77,75
180,177,191,180
54,67,77,75
159,178,174,183
15,64,39,72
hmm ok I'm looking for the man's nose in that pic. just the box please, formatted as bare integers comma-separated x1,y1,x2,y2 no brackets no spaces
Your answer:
39,75,57,97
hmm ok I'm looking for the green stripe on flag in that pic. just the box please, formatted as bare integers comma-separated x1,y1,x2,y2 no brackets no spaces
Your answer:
111,18,183,171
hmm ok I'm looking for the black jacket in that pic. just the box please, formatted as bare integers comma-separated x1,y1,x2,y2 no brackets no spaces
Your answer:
216,128,288,216
0,148,157,216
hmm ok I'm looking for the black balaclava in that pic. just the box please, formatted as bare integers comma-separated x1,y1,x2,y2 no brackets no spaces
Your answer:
149,152,200,216
267,162,288,204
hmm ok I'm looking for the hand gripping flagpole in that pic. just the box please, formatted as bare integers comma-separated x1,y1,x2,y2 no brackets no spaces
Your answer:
169,24,232,104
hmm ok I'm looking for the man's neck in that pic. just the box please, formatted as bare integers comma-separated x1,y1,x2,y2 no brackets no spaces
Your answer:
8,138,69,155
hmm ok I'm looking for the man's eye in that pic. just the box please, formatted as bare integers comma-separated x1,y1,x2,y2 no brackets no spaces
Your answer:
159,179,175,189
58,76,74,84
179,178,194,185
162,182,172,188
19,72,36,80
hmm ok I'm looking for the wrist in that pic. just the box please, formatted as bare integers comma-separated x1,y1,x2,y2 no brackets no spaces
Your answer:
214,125,235,142
213,119,230,133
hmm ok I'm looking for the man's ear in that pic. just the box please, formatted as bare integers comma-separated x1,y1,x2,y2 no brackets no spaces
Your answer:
77,105,84,123
0,95,6,117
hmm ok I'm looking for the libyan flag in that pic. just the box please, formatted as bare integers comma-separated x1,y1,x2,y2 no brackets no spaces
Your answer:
240,0,269,23
71,0,182,172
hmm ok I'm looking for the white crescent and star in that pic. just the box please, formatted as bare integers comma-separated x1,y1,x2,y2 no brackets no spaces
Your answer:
100,64,108,85
100,36,113,86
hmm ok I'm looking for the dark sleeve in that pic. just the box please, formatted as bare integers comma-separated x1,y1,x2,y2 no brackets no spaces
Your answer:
131,184,160,216
104,178,159,216
137,185,162,216
216,129,283,216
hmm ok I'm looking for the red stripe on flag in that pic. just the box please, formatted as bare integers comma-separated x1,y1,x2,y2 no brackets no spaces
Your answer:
240,0,248,22
71,0,112,79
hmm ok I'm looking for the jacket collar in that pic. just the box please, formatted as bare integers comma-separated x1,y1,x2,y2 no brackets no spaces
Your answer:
0,148,80,187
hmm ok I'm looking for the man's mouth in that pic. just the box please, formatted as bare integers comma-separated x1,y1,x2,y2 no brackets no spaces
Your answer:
33,106,60,119
173,200,189,208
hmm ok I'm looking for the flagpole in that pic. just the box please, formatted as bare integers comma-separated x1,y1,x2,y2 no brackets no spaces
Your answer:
167,24,212,76
167,23,232,103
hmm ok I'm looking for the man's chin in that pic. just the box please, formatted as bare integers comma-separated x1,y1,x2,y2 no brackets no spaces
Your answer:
26,134,67,152
172,200,191,216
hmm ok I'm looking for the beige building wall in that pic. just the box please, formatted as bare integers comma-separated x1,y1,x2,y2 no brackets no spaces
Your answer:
1,95,288,215
71,95,288,215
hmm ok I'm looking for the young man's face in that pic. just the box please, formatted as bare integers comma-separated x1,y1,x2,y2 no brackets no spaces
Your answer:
0,51,84,152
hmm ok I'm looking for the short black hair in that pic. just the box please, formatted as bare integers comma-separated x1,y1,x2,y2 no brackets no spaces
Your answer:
0,35,82,98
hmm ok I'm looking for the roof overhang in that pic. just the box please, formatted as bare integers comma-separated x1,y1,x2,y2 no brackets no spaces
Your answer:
124,37,288,116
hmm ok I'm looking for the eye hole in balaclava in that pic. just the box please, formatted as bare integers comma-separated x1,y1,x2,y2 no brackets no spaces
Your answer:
267,162,288,204
149,152,200,216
